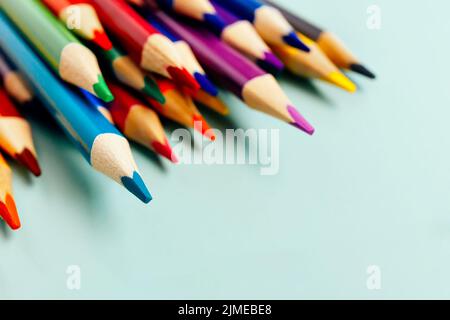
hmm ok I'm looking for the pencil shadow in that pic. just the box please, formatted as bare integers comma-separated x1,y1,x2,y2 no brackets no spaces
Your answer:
280,72,335,106
131,141,167,172
0,221,10,240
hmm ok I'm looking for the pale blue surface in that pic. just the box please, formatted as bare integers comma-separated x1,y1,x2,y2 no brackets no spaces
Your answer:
1,0,449,299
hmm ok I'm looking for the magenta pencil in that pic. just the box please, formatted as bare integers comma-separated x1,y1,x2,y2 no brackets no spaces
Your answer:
211,1,283,74
149,11,314,135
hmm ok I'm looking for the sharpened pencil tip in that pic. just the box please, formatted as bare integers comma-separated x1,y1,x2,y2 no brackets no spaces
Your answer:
121,171,152,203
92,30,113,51
94,75,114,102
152,141,179,163
350,63,376,79
193,115,215,141
287,105,315,135
257,52,285,75
203,13,226,36
283,31,310,52
194,73,219,97
326,72,357,93
0,195,21,230
143,76,166,103
16,149,41,177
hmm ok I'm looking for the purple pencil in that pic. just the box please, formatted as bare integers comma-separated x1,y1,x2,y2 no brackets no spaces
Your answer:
149,11,314,135
0,51,35,107
211,0,283,74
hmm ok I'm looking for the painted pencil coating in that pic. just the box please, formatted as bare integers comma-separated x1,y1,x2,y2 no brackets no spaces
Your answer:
42,0,113,50
106,81,178,162
0,12,152,203
151,12,262,97
211,1,283,74
152,11,314,135
101,47,165,102
79,89,115,124
263,0,376,79
90,0,200,90
212,0,309,51
148,18,219,96
151,0,226,35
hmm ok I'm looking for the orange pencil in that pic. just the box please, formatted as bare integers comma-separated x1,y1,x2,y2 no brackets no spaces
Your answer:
0,153,20,230
107,81,178,163
42,0,113,50
146,76,215,141
0,87,41,177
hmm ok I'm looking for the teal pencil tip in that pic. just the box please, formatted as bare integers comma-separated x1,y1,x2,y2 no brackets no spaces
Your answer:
143,77,166,104
94,75,114,103
121,171,153,204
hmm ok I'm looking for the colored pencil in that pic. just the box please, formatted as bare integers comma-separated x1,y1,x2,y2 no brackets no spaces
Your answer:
272,34,357,93
193,90,229,116
0,87,41,177
147,0,226,36
0,153,20,230
0,0,113,102
263,0,375,79
90,0,200,91
40,0,165,101
100,46,165,103
0,12,152,203
0,51,35,107
146,76,216,141
149,18,219,97
42,0,113,51
79,89,114,124
106,81,178,163
212,0,309,52
210,1,283,74
151,11,314,135
126,0,145,6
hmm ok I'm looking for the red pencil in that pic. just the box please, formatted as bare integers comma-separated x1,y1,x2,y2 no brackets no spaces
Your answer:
0,87,41,177
89,0,199,91
106,81,178,163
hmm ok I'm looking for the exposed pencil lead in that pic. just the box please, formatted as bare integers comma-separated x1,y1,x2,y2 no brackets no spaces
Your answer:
93,75,114,102
121,171,152,204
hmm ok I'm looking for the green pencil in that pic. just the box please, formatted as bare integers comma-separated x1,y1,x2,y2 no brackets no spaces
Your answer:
0,0,113,102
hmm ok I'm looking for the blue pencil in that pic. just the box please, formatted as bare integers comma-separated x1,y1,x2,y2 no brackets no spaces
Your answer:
0,12,152,204
148,18,219,96
150,0,226,36
212,0,309,52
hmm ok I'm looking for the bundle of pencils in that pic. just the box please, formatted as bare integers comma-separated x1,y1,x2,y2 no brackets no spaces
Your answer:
0,0,375,230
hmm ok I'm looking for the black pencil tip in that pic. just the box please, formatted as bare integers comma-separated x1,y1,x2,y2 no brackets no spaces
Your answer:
350,64,376,79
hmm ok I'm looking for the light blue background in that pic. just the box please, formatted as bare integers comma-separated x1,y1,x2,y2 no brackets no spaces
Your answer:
1,0,449,299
